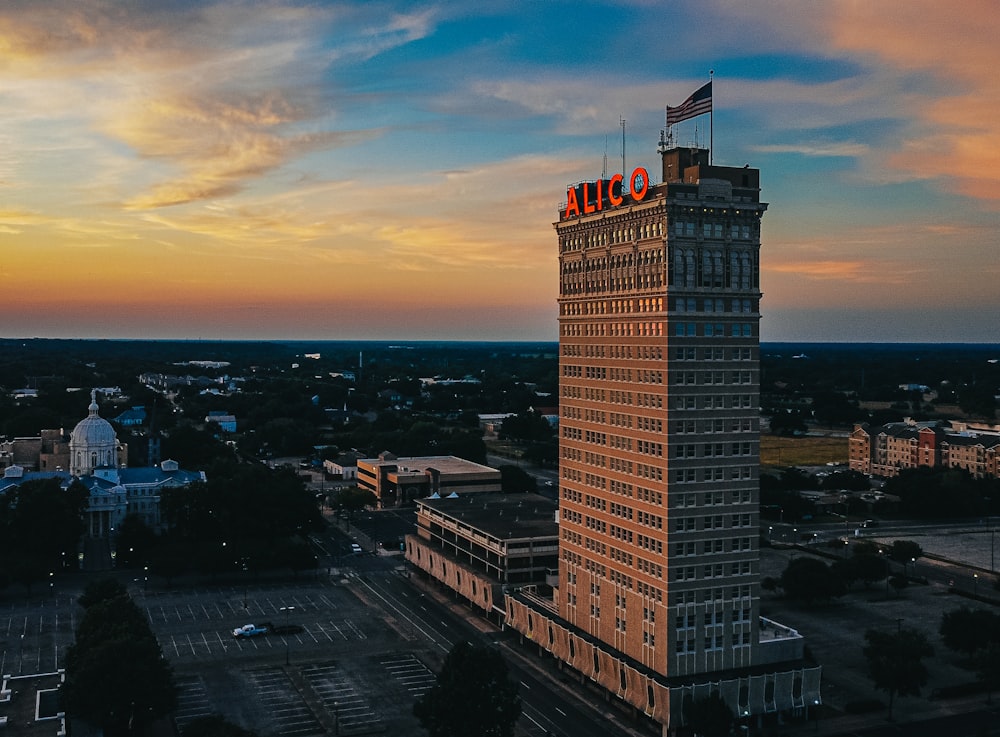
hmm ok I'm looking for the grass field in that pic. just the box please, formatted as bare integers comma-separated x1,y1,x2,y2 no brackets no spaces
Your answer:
760,435,848,467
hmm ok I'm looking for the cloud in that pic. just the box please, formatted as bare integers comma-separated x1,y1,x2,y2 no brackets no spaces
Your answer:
0,1,434,210
768,259,911,284
752,142,870,159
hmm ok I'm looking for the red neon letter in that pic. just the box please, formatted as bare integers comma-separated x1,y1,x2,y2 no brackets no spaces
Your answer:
596,179,604,211
608,174,623,206
583,181,596,214
630,167,649,200
564,187,580,218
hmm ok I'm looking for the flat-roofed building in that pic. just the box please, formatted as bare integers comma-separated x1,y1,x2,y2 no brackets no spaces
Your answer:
406,493,558,621
357,452,501,508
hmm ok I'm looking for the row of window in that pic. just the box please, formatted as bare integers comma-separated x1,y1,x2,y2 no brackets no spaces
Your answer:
674,441,756,458
675,634,752,652
674,562,754,581
672,221,756,240
672,489,755,507
559,296,756,320
559,229,665,252
674,322,755,338
672,513,755,532
675,418,756,433
564,464,755,489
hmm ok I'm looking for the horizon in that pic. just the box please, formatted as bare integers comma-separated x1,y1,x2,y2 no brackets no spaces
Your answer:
3,1,998,343
2,336,998,349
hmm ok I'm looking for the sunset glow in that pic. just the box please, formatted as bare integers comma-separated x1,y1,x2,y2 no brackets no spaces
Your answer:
2,1,997,342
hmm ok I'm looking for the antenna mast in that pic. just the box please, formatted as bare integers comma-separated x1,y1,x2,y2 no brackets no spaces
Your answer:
620,117,626,176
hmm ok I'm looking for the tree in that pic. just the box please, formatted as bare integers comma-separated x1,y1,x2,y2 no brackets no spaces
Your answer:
849,544,889,589
115,514,157,568
684,692,734,737
862,627,933,720
498,465,538,494
958,383,997,419
413,641,521,737
819,469,870,492
975,642,1000,704
887,540,923,567
0,478,88,575
779,557,845,603
78,578,128,609
333,486,377,517
64,593,176,735
183,715,259,737
939,607,1000,659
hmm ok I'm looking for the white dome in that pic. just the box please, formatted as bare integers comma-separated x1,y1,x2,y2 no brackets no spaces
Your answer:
69,391,120,476
70,393,117,446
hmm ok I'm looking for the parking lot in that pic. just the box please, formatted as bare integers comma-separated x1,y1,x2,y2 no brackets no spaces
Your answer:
0,573,443,736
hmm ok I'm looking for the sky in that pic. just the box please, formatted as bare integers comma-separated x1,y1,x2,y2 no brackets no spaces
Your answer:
2,0,998,343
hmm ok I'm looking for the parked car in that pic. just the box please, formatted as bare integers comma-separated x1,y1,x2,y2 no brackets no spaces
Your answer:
233,623,269,638
350,543,363,554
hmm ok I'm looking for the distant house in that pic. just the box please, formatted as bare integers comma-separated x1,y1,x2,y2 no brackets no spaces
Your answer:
478,413,516,435
114,406,147,427
323,452,362,481
205,411,237,433
529,405,560,428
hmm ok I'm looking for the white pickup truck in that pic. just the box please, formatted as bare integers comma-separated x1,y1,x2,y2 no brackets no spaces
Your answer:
232,623,269,638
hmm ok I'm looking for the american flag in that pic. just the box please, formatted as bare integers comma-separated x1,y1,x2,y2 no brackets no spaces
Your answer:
666,81,712,126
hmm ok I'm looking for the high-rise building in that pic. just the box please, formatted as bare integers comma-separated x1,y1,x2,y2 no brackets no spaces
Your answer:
555,144,766,678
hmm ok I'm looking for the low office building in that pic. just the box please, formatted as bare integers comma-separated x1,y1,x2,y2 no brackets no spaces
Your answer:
406,493,559,621
357,452,501,508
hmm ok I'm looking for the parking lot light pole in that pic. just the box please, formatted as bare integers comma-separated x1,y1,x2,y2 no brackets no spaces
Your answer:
280,606,295,665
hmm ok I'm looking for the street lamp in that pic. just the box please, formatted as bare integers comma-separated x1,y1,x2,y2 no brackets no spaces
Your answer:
879,550,890,596
974,573,979,598
280,606,296,665
242,559,249,609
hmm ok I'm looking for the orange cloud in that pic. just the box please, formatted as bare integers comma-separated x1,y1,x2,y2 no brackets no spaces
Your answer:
822,0,1000,205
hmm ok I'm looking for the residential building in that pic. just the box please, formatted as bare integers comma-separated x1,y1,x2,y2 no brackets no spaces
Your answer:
113,406,147,427
850,419,1000,479
206,411,237,433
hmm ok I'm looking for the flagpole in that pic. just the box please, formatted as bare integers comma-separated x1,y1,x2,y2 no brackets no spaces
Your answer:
709,69,714,164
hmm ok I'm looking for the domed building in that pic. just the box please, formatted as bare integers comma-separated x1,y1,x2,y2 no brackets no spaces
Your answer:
0,390,205,564
69,390,127,476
